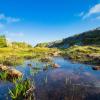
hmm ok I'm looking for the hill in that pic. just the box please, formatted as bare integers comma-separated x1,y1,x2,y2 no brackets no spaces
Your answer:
36,27,100,48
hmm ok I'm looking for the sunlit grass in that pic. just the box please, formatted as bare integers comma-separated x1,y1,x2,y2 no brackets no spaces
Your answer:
9,78,34,100
0,47,59,66
61,45,100,65
0,71,8,80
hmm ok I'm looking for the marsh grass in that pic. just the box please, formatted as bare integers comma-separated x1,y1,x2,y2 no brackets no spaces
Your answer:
9,68,38,100
0,71,34,100
0,47,58,66
61,45,100,65
9,78,33,100
0,71,8,80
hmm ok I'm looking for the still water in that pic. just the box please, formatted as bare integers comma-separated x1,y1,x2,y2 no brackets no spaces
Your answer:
0,57,100,100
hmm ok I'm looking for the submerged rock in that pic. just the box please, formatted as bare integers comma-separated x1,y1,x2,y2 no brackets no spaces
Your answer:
27,63,33,67
92,66,100,70
52,63,60,68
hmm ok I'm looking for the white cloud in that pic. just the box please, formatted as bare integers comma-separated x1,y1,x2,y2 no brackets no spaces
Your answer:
0,13,20,23
83,3,100,19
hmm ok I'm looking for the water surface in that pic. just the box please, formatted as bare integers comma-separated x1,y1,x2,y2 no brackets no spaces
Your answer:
0,57,100,100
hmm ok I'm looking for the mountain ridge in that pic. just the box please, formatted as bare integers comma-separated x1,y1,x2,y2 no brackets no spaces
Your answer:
35,27,100,48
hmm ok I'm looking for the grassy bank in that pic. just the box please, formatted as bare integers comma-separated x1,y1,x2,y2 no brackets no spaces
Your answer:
0,45,100,66
61,45,100,65
0,47,59,66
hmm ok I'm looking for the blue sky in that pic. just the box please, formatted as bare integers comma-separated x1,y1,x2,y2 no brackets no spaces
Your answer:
0,0,100,45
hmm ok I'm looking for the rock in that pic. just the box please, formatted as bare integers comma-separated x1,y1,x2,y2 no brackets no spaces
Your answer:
0,64,8,71
0,64,22,78
92,66,100,70
27,63,32,67
40,57,51,62
8,68,23,78
52,63,60,68
51,51,61,56
43,68,47,71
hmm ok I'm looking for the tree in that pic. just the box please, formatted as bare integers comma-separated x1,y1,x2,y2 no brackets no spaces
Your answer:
0,35,7,47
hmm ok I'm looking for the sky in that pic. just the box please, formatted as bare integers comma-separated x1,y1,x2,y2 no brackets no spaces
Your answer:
0,0,100,45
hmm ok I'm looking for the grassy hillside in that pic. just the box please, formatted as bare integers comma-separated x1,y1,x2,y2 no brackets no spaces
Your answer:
35,42,48,47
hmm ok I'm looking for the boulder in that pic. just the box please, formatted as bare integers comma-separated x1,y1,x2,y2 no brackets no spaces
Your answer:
0,64,22,78
8,68,23,78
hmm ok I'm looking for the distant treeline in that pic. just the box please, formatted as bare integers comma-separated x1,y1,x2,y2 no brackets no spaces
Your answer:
0,35,32,48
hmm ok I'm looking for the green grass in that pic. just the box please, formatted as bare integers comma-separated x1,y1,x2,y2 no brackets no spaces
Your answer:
9,78,34,100
61,45,100,65
0,47,59,66
0,71,8,80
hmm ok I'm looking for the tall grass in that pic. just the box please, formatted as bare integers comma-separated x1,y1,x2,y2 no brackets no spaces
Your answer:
0,71,8,80
8,76,36,100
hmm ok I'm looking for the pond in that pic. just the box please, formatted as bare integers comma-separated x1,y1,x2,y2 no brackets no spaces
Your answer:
0,57,100,100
